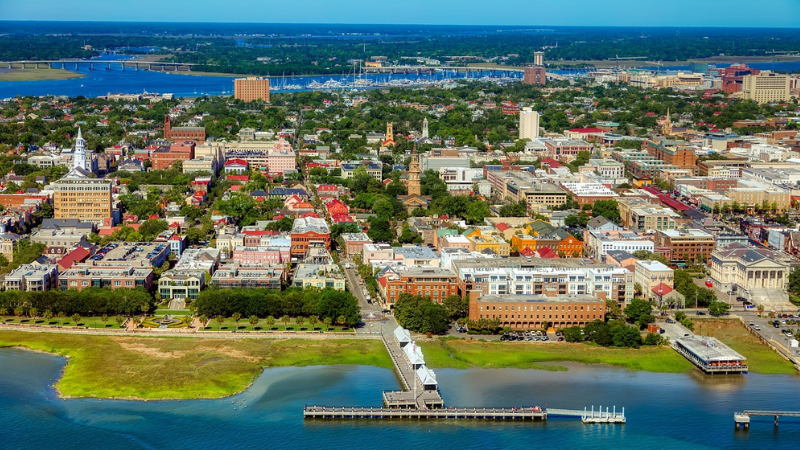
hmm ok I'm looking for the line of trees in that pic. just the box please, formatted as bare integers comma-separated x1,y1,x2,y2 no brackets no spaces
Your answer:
192,287,361,327
562,319,667,349
0,287,154,317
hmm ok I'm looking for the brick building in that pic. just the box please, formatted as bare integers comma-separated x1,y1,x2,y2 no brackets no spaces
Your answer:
469,293,606,330
655,229,715,263
234,77,270,103
378,267,458,305
523,66,546,85
152,142,196,170
164,115,206,142
290,217,331,257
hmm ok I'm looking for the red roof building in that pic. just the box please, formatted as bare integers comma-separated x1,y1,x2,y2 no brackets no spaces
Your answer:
58,247,90,272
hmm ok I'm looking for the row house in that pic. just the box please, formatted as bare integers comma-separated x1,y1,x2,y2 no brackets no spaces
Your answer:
59,265,153,291
211,263,285,290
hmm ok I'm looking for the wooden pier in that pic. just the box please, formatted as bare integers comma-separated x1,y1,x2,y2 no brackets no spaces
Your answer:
304,406,545,420
734,410,800,430
303,326,626,425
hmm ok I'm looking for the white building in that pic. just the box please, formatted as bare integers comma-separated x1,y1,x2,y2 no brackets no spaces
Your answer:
519,108,540,141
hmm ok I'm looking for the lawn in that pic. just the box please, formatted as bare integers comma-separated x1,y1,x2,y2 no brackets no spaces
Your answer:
694,319,796,375
0,331,391,400
199,317,352,332
423,339,694,373
0,68,86,81
2,316,125,329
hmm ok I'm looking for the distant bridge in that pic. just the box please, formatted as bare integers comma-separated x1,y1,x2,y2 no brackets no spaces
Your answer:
1,60,201,72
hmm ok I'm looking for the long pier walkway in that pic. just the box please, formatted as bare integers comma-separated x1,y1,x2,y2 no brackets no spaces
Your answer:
303,325,626,425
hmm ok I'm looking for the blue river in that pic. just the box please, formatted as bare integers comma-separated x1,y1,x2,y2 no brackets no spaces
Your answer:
2,348,800,449
3,53,798,99
0,54,519,99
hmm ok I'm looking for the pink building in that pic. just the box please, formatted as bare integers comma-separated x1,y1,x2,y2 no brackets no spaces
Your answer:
231,246,289,265
267,138,297,175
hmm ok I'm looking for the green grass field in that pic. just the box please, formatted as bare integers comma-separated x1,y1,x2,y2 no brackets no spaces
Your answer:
0,68,86,81
2,316,125,329
694,319,797,375
0,331,391,400
424,339,694,373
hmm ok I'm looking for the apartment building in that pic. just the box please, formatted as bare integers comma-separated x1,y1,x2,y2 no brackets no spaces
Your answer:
293,264,346,291
211,263,284,290
1,264,59,291
290,217,331,256
341,232,372,259
158,270,204,300
584,229,654,259
469,293,606,330
633,260,674,303
644,139,698,174
655,229,715,262
378,267,458,304
741,72,791,104
52,168,113,224
453,258,633,305
59,265,154,291
234,77,270,103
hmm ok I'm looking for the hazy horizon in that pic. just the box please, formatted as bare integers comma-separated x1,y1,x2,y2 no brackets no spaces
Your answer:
2,0,799,28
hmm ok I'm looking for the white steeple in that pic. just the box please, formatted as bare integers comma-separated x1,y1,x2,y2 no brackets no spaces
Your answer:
73,127,87,170
422,118,429,139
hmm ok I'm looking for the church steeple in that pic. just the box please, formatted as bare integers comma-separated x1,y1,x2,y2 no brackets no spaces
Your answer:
408,144,421,197
73,127,87,170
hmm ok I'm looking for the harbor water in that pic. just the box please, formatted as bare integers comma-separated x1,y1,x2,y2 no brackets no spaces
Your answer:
1,348,800,449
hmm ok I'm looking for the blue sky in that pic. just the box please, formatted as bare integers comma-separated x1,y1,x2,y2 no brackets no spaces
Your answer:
1,0,799,27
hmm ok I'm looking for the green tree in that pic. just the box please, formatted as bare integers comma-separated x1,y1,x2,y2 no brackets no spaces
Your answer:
592,200,621,224
101,313,109,328
265,315,275,330
443,294,469,321
624,298,653,324
296,316,305,329
309,315,319,331
232,312,242,329
708,300,730,317
336,315,347,328
215,315,224,330
249,315,259,330
323,316,332,331
281,314,291,330
71,313,81,327
115,314,124,328
28,307,38,323
42,309,53,325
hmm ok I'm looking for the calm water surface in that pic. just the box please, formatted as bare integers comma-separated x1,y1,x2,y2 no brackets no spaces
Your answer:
1,348,800,449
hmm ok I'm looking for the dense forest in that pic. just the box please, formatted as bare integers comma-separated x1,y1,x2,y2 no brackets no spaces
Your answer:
3,24,800,74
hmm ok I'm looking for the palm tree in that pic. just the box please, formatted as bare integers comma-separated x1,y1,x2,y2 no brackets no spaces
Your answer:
115,315,124,328
323,317,332,331
57,311,65,326
249,315,259,330
215,315,225,331
309,315,319,331
101,314,109,328
199,314,208,328
265,315,275,330
29,307,39,324
43,310,53,325
0,307,7,322
296,316,305,330
336,315,346,329
71,314,81,327
232,312,242,330
281,314,291,331
757,304,765,317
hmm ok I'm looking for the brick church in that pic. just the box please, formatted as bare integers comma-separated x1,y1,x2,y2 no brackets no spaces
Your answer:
164,114,206,142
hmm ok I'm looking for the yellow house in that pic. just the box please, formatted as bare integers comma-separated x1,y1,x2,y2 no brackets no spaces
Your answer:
0,233,20,262
468,234,511,257
511,234,538,253
462,227,482,239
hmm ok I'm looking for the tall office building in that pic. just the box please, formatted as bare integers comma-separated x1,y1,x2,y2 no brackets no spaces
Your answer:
523,66,546,85
234,77,271,102
741,72,791,104
534,51,544,66
53,169,113,224
519,108,540,141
